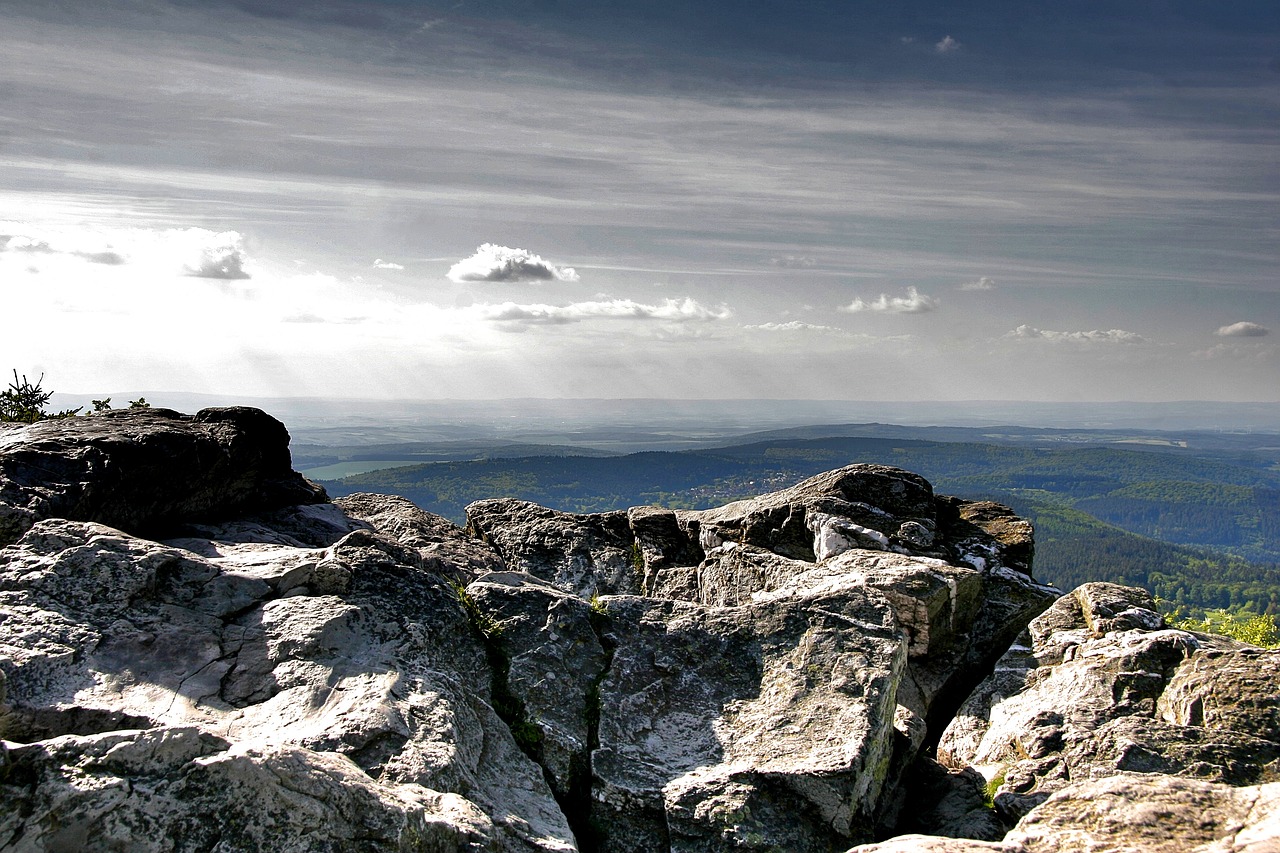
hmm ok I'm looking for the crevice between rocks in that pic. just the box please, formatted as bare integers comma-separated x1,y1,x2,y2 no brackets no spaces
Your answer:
453,582,618,853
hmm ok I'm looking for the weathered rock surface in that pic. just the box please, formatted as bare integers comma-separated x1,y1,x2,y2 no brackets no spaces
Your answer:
3,410,1277,852
461,463,1059,846
937,581,1280,836
0,407,326,546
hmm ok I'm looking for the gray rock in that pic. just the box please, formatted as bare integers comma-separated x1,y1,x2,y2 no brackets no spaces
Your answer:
939,582,1280,829
1005,773,1280,853
589,587,907,850
0,517,576,852
0,727,494,852
339,492,504,581
0,407,325,546
466,499,641,597
465,572,610,804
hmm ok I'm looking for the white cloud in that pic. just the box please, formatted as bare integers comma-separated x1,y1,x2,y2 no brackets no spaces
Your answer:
448,243,579,283
840,286,938,314
935,35,960,54
1216,321,1269,337
373,258,405,270
182,230,250,280
1,222,251,277
744,321,842,334
479,297,730,326
959,276,995,291
1005,325,1147,344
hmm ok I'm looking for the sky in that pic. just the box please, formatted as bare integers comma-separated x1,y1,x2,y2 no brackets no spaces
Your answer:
1,0,1278,402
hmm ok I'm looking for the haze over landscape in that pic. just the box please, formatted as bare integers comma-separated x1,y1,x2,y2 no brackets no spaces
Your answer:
2,0,1278,405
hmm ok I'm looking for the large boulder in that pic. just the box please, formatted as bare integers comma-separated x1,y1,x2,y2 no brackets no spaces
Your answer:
0,407,326,546
0,517,575,852
938,582,1280,828
460,463,1060,847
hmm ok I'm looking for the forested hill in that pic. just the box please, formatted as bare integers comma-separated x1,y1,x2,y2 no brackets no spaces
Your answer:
321,433,1280,615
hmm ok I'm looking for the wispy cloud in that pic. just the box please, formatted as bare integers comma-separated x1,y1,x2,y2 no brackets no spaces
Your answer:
840,286,938,314
1216,321,1269,337
1005,325,1147,344
959,276,995,291
770,255,816,269
935,35,960,54
1,229,122,265
480,297,729,326
448,243,579,283
373,258,404,270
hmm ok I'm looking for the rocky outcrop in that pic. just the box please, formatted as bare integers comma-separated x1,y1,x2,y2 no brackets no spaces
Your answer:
937,583,1280,826
2,409,1277,852
851,775,1280,853
0,407,326,546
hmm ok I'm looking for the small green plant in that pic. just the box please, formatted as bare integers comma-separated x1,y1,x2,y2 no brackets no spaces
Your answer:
0,371,81,422
1173,608,1280,648
449,580,504,640
983,767,1007,808
628,541,645,572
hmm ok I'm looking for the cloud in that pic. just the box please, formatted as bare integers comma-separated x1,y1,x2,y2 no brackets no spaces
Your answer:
840,286,938,314
181,230,251,280
1193,343,1276,361
770,255,816,269
744,321,842,334
0,234,54,254
480,297,730,326
935,35,960,54
1005,325,1147,344
373,258,404,270
1216,321,1269,337
959,276,995,291
448,243,579,283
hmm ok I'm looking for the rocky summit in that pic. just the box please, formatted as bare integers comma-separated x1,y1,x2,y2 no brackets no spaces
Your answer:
1,408,1277,852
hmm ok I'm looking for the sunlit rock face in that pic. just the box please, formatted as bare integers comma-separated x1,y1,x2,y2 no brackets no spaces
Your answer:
3,409,1276,852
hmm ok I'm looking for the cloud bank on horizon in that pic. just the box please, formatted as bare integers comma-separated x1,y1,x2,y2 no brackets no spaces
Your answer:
0,0,1276,402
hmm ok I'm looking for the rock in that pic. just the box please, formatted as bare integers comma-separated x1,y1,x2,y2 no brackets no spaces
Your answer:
589,587,907,851
0,407,325,546
1004,774,1280,853
466,499,641,597
0,727,495,852
939,582,1280,828
847,837,1014,852
21,412,1259,853
338,492,504,581
0,517,576,851
685,464,939,562
852,775,1280,853
460,464,1059,846
465,572,610,808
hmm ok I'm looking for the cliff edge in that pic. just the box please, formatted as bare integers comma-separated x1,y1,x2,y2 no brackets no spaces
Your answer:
1,408,1276,852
